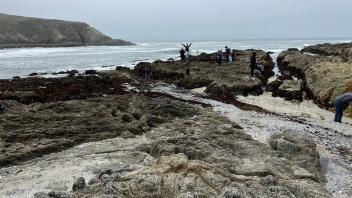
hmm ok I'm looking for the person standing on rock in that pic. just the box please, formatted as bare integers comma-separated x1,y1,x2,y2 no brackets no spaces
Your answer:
181,43,192,58
144,65,152,82
231,50,236,63
225,46,231,62
334,93,352,123
250,52,257,80
180,48,186,62
216,50,223,66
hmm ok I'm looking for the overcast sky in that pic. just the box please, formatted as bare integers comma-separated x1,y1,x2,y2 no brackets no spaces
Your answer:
1,0,351,42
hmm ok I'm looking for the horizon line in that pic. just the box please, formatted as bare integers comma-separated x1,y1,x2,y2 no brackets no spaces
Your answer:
128,37,352,43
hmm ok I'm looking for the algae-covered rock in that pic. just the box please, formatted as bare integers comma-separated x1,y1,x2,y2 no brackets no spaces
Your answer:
277,48,352,114
273,80,303,101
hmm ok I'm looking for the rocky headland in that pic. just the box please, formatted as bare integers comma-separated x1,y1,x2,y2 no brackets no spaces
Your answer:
0,13,134,48
0,45,352,197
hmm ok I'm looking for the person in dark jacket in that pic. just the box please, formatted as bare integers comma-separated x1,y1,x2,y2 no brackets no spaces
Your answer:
231,50,236,63
334,93,352,123
180,48,186,61
250,52,257,80
144,65,152,81
216,50,223,66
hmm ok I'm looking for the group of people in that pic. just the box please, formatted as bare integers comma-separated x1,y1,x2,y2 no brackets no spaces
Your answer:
215,46,236,66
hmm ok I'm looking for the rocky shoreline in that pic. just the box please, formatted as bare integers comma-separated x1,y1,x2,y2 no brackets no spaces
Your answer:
0,44,351,197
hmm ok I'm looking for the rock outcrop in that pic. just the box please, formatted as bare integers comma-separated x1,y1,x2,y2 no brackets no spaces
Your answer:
0,72,128,104
277,49,352,114
302,42,352,62
273,80,303,101
0,13,134,48
134,50,274,98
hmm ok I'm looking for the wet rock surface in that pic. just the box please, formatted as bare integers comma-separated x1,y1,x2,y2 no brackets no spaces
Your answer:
0,73,128,104
65,106,330,198
0,91,201,167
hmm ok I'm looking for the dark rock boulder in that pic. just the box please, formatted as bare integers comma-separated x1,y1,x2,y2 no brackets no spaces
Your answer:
273,80,303,101
287,48,300,52
191,52,216,62
116,66,130,71
48,192,74,198
277,74,294,81
29,72,39,77
121,114,133,123
33,192,50,198
72,177,86,192
133,62,151,77
84,70,98,75
266,80,283,92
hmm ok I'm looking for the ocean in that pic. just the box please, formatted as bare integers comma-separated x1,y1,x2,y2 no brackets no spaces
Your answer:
0,39,351,79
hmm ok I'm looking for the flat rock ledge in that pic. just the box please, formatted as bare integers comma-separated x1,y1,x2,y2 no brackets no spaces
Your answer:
34,107,331,197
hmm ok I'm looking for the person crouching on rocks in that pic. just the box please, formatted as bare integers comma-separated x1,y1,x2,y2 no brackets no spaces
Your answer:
184,59,191,76
144,65,152,81
216,50,223,66
180,48,186,62
334,93,352,123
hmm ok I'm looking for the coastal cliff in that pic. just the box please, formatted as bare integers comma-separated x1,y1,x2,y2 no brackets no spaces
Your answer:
0,13,134,48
